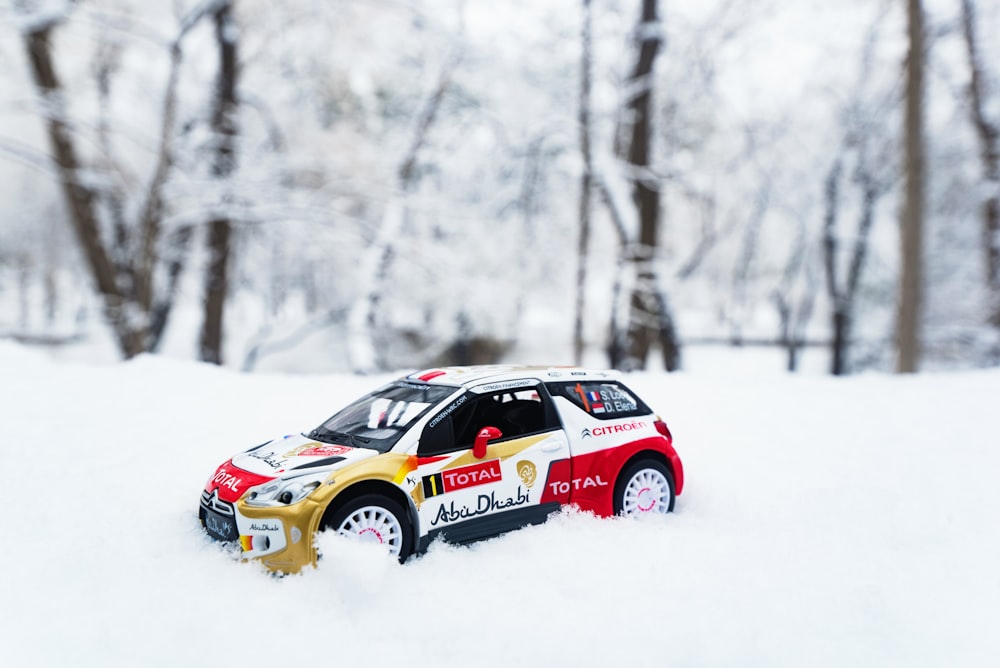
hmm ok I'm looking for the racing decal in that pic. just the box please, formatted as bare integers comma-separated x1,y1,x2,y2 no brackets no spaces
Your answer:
540,452,614,503
538,458,572,503
240,533,272,552
422,473,444,498
470,378,539,394
205,461,275,503
408,434,552,508
392,454,450,485
428,395,468,428
572,382,638,415
516,460,537,489
587,390,605,413
538,437,673,515
422,459,502,498
247,449,289,470
429,487,531,526
545,474,608,496
393,455,418,484
285,444,352,457
239,520,281,552
581,421,650,439
202,501,238,541
538,452,617,505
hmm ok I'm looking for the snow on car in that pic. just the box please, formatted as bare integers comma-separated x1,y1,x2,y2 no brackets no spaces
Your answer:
199,365,684,572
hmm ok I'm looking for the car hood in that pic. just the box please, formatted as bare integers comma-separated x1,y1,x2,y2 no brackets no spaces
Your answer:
230,433,380,478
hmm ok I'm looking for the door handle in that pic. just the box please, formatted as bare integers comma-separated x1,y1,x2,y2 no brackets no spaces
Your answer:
541,441,564,453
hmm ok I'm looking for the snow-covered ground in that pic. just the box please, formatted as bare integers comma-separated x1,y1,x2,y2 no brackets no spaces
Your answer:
1,342,998,667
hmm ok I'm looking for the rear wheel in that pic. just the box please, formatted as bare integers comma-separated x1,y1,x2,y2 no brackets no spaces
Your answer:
613,459,675,516
325,494,413,561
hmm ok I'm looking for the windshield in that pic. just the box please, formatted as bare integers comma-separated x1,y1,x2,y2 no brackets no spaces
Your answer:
308,381,457,453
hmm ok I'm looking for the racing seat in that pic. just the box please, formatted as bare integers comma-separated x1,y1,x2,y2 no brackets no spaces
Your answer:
493,400,545,437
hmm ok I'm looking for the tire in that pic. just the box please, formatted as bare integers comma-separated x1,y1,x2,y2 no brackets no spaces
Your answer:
613,458,676,516
324,494,414,562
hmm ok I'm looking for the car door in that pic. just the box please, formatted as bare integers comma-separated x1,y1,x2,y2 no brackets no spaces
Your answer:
411,379,569,547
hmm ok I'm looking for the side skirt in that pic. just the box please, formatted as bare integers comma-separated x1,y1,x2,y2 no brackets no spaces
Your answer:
417,502,561,553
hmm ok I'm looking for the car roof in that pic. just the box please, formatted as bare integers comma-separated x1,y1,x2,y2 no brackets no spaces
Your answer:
405,365,619,388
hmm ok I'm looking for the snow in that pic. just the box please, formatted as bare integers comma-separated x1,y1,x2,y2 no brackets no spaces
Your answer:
2,341,999,667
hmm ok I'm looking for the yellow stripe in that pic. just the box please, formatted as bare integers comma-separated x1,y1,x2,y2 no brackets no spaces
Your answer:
392,455,417,484
444,433,550,470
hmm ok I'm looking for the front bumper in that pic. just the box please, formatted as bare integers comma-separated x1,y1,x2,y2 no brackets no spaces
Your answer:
200,490,240,542
200,491,320,573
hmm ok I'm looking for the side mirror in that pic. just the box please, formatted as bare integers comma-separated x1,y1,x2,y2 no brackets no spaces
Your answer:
473,426,502,459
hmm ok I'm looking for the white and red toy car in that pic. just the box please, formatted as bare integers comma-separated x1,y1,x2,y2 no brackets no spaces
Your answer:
200,366,683,572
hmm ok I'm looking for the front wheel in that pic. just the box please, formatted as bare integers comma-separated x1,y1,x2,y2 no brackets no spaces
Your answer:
324,494,413,562
613,458,675,516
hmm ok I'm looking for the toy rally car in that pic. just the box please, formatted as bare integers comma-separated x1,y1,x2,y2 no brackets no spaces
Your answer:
199,365,683,572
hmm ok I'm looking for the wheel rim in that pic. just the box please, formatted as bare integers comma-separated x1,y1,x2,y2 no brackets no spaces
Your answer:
621,468,671,516
336,505,404,557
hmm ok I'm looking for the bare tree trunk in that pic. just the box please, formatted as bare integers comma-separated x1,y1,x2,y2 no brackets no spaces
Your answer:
621,0,680,371
823,151,883,376
817,9,896,376
199,1,238,365
897,0,925,373
17,255,30,330
23,22,144,357
22,8,211,359
772,207,817,373
595,175,630,369
201,220,231,364
730,187,769,345
142,38,194,351
786,278,818,373
573,0,594,366
822,158,847,375
960,0,1000,339
43,240,58,325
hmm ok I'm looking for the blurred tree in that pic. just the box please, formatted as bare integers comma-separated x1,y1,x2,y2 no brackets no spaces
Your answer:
771,219,818,373
614,0,680,371
5,0,996,374
573,0,594,366
822,8,897,375
346,54,456,372
199,0,239,365
896,0,925,373
18,3,207,358
960,0,1000,355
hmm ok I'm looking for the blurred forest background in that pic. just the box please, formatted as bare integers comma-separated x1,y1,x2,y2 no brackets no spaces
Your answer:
1,0,998,375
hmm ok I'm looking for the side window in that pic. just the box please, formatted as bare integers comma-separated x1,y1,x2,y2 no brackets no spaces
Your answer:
418,394,467,456
546,381,651,420
418,387,560,456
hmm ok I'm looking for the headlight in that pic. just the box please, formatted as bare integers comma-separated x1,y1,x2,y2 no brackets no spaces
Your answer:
244,473,328,507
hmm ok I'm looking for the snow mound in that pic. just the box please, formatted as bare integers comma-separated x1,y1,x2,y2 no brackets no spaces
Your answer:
1,344,998,667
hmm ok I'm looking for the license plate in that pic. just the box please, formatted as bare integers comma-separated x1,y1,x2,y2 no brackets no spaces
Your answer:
202,509,238,542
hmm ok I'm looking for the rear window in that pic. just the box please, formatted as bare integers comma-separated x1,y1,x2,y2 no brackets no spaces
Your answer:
546,381,651,420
